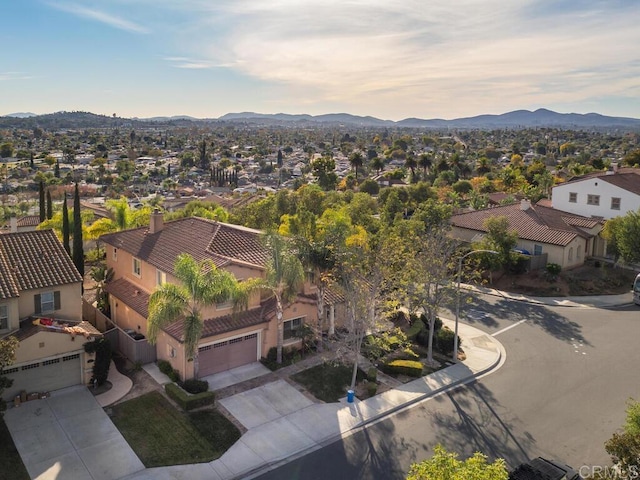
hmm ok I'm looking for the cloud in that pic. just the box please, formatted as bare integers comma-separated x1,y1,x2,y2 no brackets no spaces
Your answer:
47,2,149,34
0,72,34,81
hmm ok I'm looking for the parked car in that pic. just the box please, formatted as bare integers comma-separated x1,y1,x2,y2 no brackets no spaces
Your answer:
509,457,579,480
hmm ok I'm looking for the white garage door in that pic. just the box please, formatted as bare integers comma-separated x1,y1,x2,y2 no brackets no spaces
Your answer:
198,333,258,377
3,353,82,400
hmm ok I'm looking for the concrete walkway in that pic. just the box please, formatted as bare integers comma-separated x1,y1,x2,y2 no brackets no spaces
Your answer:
122,319,504,480
96,361,133,407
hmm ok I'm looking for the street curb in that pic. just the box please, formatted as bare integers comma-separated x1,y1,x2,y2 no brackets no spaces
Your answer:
241,328,505,480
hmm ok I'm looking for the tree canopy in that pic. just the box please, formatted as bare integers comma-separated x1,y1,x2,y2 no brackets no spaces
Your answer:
406,445,508,480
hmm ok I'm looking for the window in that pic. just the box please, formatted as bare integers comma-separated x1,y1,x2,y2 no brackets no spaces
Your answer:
34,291,60,314
568,247,574,261
133,258,141,277
611,197,621,210
283,317,303,341
113,247,118,261
216,300,232,310
587,194,600,206
156,269,166,286
534,245,543,256
0,305,7,330
167,345,176,358
569,192,577,203
40,292,55,312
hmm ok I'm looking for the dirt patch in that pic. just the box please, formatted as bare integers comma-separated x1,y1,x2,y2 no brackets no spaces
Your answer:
491,262,636,297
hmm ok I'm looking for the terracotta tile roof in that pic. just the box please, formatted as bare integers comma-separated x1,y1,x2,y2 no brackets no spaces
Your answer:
561,168,640,195
451,203,601,247
163,296,277,342
0,230,82,299
17,215,41,227
14,318,102,342
104,278,149,318
100,217,268,273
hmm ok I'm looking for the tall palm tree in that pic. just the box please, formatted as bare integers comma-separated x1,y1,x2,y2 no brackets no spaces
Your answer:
147,253,248,378
405,154,417,182
371,156,385,175
418,153,432,178
349,151,364,181
254,233,305,364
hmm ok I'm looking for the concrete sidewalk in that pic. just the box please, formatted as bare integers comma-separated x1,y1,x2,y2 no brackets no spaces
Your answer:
462,283,634,308
123,319,504,480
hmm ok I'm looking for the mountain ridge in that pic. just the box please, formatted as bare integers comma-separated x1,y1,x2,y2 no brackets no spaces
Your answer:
1,108,639,129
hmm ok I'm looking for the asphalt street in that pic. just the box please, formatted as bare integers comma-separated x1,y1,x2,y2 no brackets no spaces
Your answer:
254,293,640,480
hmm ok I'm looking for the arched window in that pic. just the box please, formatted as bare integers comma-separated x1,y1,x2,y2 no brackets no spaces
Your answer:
568,247,574,261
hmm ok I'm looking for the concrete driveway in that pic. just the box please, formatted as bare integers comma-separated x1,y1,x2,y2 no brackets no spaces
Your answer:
4,385,144,480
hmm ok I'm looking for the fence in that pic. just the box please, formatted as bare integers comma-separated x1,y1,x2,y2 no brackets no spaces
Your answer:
82,299,157,364
527,252,548,271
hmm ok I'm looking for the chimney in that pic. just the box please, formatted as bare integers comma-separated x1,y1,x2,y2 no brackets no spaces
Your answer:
612,162,619,174
10,215,17,233
520,199,531,211
149,209,164,234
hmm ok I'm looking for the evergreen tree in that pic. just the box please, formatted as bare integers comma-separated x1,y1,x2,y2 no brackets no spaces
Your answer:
54,159,60,178
46,189,53,219
62,196,70,254
167,164,171,177
72,183,84,276
38,181,45,222
277,149,283,167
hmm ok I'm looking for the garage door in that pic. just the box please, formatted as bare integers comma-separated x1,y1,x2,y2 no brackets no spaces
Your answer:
3,353,82,400
198,333,258,377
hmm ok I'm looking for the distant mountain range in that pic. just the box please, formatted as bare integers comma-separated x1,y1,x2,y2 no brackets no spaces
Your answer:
1,108,639,130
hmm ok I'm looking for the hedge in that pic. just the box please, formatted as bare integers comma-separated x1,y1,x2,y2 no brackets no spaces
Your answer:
165,383,215,411
380,359,423,378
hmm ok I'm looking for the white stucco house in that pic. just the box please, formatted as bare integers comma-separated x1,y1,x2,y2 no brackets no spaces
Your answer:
551,167,640,220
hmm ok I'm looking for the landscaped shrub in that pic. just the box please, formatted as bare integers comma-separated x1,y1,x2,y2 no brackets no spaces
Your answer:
168,370,180,383
84,338,111,386
380,359,423,378
260,346,301,370
421,315,443,332
399,347,419,360
387,309,408,325
180,379,209,394
545,262,562,282
157,360,173,376
165,383,215,411
366,382,378,397
367,367,377,383
435,327,459,355
406,317,425,341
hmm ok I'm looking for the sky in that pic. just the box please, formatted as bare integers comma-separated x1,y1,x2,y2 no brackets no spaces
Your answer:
1,0,640,121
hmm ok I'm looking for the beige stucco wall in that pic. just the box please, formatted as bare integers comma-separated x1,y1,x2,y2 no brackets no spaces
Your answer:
109,296,148,334
14,330,84,365
16,282,82,322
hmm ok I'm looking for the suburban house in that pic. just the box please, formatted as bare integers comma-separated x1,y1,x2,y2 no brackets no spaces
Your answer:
100,212,337,380
551,167,640,220
450,199,605,269
1,215,41,234
0,229,100,401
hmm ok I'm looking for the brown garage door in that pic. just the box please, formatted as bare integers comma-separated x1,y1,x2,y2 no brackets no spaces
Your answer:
198,333,258,377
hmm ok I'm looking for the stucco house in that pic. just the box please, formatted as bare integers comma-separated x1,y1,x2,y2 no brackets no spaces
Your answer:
100,212,338,380
551,167,640,220
450,199,605,269
0,229,100,401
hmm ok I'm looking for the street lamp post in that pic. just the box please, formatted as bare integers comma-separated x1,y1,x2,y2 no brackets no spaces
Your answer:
453,249,498,362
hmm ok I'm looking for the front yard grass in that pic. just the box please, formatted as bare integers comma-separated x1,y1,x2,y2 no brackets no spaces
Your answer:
0,416,30,480
109,391,239,467
292,362,364,403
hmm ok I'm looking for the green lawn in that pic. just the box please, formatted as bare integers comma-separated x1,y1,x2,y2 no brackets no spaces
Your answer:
292,362,364,403
109,391,240,467
0,416,30,480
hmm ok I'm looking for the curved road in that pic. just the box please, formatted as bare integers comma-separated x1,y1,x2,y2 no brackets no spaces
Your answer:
254,294,640,480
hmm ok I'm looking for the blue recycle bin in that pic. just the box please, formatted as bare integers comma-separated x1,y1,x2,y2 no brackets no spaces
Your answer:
347,389,355,403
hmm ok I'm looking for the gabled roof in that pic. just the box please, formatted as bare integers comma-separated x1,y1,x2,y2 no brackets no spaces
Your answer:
558,167,640,195
450,203,602,247
100,217,269,273
16,215,41,227
104,278,149,319
0,229,82,299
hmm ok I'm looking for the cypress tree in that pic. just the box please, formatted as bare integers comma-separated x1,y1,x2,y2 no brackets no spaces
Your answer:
46,189,53,219
54,159,60,178
38,181,45,222
72,183,84,277
62,196,70,255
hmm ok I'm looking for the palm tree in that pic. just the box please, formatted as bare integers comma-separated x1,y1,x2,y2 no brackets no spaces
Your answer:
405,154,417,182
349,151,364,181
418,153,432,178
371,156,385,175
147,253,248,378
254,233,305,364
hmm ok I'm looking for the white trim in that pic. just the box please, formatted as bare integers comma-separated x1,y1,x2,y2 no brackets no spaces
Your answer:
9,349,84,370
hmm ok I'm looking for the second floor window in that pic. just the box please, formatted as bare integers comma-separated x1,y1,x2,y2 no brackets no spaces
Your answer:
133,258,141,277
113,248,118,261
35,291,60,314
156,269,166,286
569,192,577,203
0,305,7,330
587,194,600,206
611,197,621,210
